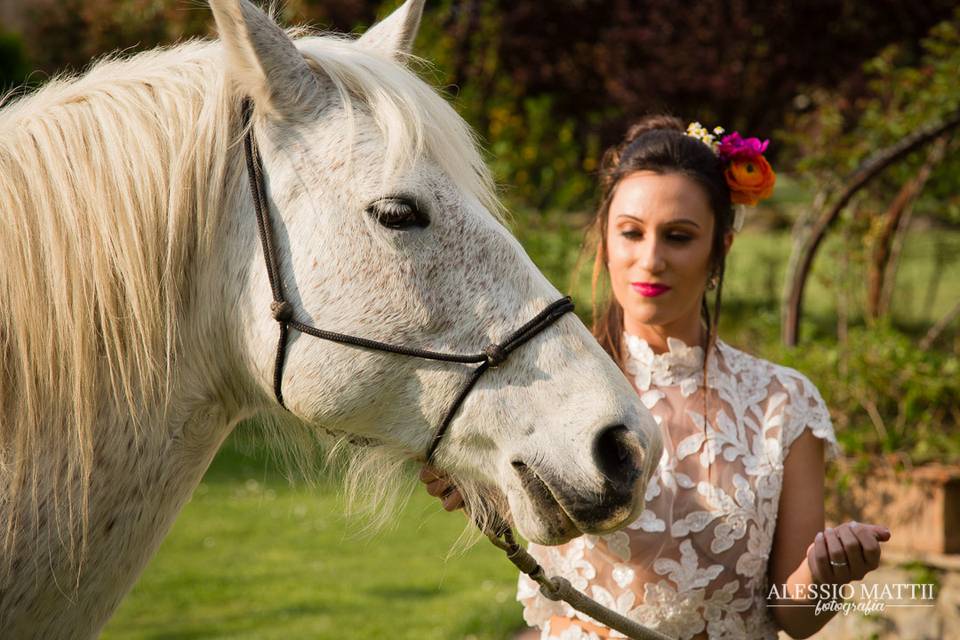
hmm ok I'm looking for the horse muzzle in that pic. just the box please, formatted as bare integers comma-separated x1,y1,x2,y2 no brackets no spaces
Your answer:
513,423,658,538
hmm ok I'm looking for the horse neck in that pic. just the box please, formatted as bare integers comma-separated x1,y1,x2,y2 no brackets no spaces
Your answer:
0,401,251,638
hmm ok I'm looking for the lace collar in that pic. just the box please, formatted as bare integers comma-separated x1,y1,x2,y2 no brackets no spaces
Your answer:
623,332,708,395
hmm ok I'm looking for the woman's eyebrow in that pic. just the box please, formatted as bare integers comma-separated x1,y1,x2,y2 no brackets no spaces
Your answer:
616,214,701,229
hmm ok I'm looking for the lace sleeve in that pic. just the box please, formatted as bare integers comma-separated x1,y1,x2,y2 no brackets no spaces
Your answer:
778,370,842,462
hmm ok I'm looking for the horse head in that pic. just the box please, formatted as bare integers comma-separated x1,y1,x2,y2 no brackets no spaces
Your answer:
216,0,662,545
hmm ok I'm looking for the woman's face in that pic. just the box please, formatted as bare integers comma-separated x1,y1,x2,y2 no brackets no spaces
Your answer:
606,170,722,336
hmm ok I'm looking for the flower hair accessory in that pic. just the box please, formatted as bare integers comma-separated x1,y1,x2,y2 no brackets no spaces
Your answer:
685,122,777,229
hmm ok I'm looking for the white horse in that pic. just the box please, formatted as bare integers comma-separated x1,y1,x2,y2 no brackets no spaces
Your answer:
0,1,661,636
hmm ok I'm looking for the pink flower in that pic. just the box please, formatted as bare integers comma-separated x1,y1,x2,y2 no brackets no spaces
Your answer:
717,132,769,162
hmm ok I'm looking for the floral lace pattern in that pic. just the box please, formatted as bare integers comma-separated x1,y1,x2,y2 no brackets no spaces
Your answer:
517,335,840,640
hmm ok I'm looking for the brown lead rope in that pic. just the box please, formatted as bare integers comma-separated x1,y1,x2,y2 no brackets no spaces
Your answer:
480,516,674,640
241,99,672,640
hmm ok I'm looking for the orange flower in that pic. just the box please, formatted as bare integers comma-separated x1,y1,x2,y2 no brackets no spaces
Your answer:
725,156,776,205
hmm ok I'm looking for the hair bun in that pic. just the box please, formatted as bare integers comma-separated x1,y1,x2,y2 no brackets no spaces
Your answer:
600,115,685,189
622,115,685,144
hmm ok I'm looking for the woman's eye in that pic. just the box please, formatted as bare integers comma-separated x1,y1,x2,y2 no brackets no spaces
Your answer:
667,234,692,243
366,196,430,229
621,230,642,239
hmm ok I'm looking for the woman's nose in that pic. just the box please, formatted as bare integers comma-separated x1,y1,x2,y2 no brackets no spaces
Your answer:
638,237,666,273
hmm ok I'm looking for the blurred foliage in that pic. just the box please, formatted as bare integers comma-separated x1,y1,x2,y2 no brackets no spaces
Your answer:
13,0,377,75
411,0,958,212
782,8,960,225
769,323,960,467
0,29,29,93
4,0,958,213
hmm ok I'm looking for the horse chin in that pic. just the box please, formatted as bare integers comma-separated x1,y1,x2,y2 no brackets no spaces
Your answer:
510,461,584,545
510,458,648,544
513,506,582,546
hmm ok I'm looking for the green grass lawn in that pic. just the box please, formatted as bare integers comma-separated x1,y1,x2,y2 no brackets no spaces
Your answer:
101,437,525,640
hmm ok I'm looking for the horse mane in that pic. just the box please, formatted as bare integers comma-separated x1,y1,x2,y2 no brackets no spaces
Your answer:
0,24,501,569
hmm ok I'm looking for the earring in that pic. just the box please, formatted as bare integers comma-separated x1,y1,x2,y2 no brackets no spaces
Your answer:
706,273,719,291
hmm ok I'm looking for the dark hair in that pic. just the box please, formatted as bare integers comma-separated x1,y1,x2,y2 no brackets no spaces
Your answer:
584,115,734,381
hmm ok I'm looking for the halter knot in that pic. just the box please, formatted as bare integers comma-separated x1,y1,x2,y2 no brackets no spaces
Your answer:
270,300,294,322
483,344,507,368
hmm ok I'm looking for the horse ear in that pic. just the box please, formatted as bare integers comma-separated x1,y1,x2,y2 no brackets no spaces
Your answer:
209,0,321,117
357,0,425,59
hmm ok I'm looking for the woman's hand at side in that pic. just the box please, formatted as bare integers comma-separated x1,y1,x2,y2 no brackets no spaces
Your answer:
807,520,891,585
419,465,465,511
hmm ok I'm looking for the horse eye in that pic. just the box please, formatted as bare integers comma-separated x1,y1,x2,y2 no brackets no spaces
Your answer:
366,196,429,229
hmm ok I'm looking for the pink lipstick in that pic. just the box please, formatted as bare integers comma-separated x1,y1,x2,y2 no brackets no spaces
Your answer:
631,282,671,297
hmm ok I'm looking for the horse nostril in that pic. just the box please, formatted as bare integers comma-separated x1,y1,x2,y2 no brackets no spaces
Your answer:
592,424,641,487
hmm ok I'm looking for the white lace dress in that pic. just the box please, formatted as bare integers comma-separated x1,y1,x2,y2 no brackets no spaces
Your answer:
517,334,841,640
